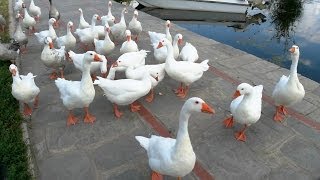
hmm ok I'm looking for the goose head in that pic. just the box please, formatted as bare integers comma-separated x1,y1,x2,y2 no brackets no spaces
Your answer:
44,36,54,49
108,1,112,7
174,34,183,45
83,51,102,64
166,20,171,28
289,45,300,59
22,3,26,9
92,14,101,21
133,10,138,19
67,21,73,31
49,18,56,25
156,38,171,49
104,24,110,33
122,8,128,14
183,97,215,114
78,8,83,14
233,83,253,99
9,64,18,76
125,30,132,41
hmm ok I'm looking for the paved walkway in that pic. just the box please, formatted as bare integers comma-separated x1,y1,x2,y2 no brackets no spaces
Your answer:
13,0,320,179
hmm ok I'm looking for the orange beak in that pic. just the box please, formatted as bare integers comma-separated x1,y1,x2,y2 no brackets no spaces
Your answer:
233,90,241,99
178,39,183,45
157,42,163,49
154,76,159,81
201,103,215,114
112,61,118,67
97,16,101,20
70,25,73,31
49,42,54,49
289,47,295,53
11,69,17,76
94,54,102,62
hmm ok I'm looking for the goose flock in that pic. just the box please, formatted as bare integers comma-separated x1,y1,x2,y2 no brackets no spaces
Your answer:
9,0,305,179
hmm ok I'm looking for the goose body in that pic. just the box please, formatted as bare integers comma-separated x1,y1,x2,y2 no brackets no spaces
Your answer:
49,0,60,23
272,45,305,121
110,8,127,42
135,97,214,178
179,42,199,62
151,33,182,63
34,18,57,44
14,0,24,14
101,1,115,27
75,14,100,45
9,64,40,116
56,21,76,51
120,30,138,54
55,51,102,126
94,25,115,55
13,14,28,51
78,8,90,29
158,38,209,98
29,0,41,21
128,10,142,41
148,20,172,45
22,4,36,33
114,50,148,72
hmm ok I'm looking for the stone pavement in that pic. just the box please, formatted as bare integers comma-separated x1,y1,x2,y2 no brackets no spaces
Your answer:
12,0,320,179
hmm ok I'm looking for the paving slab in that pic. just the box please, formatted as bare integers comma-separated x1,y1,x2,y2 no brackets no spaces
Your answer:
11,0,320,179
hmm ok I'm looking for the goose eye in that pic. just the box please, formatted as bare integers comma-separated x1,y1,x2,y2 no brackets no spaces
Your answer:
90,53,93,55
195,101,199,104
241,88,244,90
156,73,159,74
119,61,121,62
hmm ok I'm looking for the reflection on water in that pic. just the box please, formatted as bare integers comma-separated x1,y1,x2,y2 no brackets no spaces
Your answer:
138,0,320,82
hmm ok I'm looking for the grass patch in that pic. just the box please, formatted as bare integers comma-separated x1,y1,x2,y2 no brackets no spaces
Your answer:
0,61,31,180
0,0,10,43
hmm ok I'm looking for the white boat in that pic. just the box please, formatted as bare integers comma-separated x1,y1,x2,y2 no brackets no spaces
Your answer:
136,0,250,14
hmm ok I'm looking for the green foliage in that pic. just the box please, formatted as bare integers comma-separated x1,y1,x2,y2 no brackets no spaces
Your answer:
0,61,31,180
0,0,10,43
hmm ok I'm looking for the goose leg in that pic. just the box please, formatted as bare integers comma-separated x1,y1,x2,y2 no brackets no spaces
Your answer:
223,116,234,128
274,106,284,122
234,124,248,142
59,68,64,79
151,171,163,180
23,103,32,116
130,102,141,112
177,177,181,180
91,73,97,81
84,107,96,123
177,85,189,98
280,105,288,116
145,89,154,103
174,82,184,94
113,103,123,118
33,95,39,109
67,110,78,126
20,44,28,54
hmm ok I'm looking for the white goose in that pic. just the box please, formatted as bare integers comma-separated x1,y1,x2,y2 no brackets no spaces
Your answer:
68,51,108,79
179,42,199,62
94,66,153,118
115,60,165,103
75,14,100,50
135,97,214,179
78,8,90,29
94,24,115,56
152,33,182,63
120,30,139,54
14,0,24,15
29,0,41,22
56,21,76,51
22,3,36,35
128,10,142,41
9,64,40,116
110,8,127,43
55,51,102,126
148,20,172,44
114,50,148,72
223,83,263,142
40,37,66,79
14,13,28,53
272,45,305,121
158,38,209,98
101,1,115,27
34,18,57,44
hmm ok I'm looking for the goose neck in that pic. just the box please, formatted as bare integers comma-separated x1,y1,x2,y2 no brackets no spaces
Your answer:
289,54,299,80
173,108,192,155
165,43,175,60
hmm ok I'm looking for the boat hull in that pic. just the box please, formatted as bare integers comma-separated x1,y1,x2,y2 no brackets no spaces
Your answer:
136,0,249,14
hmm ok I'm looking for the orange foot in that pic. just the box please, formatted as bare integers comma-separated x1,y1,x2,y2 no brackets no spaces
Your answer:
274,106,285,122
113,104,123,118
67,113,78,126
130,103,141,112
49,71,58,80
223,116,234,128
280,105,288,116
23,103,32,116
151,171,163,180
84,113,96,124
234,131,246,142
174,86,183,94
177,91,187,98
33,95,39,109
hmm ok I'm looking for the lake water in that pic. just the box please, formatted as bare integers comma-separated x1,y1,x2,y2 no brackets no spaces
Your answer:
138,0,320,83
